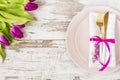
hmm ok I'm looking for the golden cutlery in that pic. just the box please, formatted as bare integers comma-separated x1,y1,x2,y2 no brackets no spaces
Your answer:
96,13,104,58
103,12,109,63
104,12,109,39
96,13,104,34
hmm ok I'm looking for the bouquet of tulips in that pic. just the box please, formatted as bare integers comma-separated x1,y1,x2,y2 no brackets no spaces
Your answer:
0,0,38,62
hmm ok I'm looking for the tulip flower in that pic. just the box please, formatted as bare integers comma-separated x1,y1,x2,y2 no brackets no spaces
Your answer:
29,0,35,2
0,35,10,46
13,24,25,28
25,2,38,11
10,26,23,39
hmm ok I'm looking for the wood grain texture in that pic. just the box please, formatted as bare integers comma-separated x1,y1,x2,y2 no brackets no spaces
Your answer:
0,0,120,80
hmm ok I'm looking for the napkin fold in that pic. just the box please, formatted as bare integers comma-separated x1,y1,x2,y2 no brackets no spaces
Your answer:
89,12,116,68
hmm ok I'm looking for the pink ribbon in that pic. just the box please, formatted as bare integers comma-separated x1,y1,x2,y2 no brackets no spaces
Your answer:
90,36,115,71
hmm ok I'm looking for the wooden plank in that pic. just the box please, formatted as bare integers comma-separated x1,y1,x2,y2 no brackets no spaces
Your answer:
6,39,65,49
0,48,120,80
22,0,84,39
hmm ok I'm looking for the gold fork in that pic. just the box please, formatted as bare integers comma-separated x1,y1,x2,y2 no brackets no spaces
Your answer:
96,14,104,34
96,13,104,59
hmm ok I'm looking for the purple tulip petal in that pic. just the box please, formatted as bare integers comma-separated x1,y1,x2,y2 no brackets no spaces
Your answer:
10,26,23,39
0,35,10,46
13,24,25,28
25,2,38,11
29,0,35,2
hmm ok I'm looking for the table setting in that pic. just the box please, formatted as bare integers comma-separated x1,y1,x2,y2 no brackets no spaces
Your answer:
67,6,120,74
1,0,120,79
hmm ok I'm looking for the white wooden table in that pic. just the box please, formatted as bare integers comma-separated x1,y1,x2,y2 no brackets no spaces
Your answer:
0,0,120,80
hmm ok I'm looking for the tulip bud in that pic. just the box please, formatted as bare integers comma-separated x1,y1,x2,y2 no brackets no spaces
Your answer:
29,0,35,2
0,35,10,46
25,2,38,11
10,26,23,39
13,24,25,28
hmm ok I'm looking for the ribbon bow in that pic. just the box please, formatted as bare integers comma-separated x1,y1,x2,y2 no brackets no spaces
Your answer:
90,36,115,71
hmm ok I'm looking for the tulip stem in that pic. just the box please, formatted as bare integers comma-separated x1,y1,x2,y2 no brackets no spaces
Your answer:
0,44,5,63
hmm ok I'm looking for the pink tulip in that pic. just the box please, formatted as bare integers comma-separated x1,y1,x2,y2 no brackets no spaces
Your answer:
0,35,10,46
29,0,35,2
13,24,25,28
10,26,23,39
25,2,38,11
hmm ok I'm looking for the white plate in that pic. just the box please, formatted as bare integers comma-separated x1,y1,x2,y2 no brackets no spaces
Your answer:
67,6,120,74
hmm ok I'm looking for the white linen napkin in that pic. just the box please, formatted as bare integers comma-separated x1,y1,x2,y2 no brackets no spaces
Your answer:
89,12,116,68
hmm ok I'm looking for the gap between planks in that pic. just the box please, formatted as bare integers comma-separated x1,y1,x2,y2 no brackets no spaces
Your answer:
6,39,65,49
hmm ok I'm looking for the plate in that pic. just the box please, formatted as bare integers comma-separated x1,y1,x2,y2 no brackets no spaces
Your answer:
67,6,120,74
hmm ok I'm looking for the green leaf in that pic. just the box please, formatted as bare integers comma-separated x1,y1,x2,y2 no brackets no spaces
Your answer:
0,2,34,24
0,1,7,4
5,8,34,20
0,21,6,30
0,10,32,24
7,0,29,4
0,4,7,10
2,3,34,20
0,44,5,63
7,3,24,10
